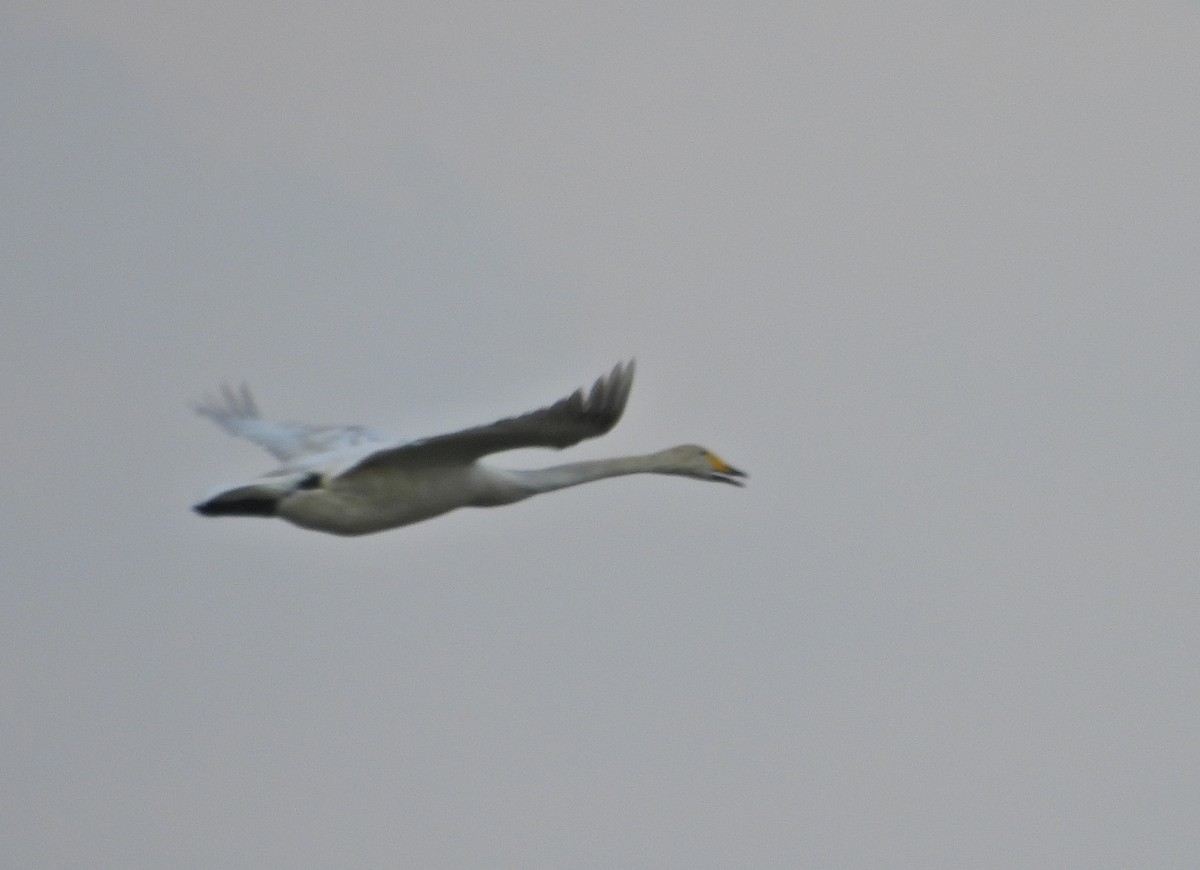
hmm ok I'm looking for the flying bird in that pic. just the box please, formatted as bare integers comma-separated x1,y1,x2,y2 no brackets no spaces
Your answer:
193,360,745,536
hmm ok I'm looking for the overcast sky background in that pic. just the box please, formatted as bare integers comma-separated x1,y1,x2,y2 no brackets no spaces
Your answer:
4,3,1199,868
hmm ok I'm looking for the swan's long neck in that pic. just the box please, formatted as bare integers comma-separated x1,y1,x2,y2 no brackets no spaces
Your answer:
501,453,667,496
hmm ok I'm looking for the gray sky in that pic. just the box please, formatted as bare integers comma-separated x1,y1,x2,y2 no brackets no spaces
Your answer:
4,4,1198,868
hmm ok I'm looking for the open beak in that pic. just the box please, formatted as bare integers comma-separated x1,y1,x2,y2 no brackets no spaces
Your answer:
709,455,748,487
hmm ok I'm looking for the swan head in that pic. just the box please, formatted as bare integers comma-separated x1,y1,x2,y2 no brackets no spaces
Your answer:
658,444,748,486
193,471,322,517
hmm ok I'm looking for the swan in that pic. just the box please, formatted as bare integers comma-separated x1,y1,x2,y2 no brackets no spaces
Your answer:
193,360,745,536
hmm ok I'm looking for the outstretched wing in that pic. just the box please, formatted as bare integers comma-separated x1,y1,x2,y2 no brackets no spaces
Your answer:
195,382,390,463
347,360,635,474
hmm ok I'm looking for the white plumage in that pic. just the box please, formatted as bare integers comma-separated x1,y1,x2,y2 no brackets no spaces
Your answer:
193,361,745,536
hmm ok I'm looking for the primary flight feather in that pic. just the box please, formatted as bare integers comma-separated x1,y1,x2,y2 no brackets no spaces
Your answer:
193,360,745,536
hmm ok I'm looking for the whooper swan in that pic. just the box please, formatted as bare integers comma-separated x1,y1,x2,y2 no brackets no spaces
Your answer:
193,360,745,536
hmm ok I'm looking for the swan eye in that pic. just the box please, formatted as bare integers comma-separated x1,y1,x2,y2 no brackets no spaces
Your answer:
298,473,323,490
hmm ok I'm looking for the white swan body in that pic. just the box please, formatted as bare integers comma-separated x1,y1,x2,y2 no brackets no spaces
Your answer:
193,361,745,536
